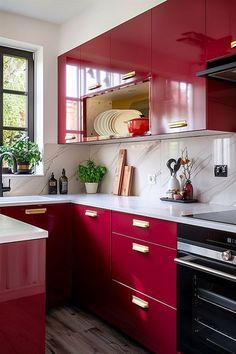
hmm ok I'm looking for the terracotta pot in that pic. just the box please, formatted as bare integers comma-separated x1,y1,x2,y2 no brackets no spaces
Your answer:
17,163,32,174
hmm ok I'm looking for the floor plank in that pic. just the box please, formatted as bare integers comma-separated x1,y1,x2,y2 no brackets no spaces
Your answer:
46,306,150,354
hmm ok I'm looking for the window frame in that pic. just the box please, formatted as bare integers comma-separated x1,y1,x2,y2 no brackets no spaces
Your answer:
0,46,34,145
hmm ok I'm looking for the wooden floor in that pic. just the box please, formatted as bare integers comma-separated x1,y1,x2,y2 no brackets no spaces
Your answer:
46,306,150,354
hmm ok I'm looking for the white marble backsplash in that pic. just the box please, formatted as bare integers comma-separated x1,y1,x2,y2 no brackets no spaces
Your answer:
90,133,236,205
2,133,236,206
2,143,89,196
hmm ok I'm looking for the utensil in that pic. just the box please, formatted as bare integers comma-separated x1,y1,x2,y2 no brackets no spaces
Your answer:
126,116,149,135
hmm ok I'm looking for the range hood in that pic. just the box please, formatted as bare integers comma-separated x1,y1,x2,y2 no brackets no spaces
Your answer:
197,55,236,82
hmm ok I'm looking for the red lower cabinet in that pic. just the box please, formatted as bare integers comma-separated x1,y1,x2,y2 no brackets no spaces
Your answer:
111,281,176,354
0,239,46,354
0,204,72,308
112,233,176,308
73,205,111,320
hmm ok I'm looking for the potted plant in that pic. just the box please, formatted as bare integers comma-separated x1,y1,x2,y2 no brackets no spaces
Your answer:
76,159,107,193
10,136,42,174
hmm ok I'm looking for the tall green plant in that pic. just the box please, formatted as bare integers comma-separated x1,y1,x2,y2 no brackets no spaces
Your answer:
10,136,42,167
76,159,107,183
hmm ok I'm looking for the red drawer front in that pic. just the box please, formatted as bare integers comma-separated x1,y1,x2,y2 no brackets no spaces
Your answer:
111,281,176,354
112,233,176,307
112,211,177,249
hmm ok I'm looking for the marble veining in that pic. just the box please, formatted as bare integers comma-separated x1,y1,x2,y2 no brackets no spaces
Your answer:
2,133,236,206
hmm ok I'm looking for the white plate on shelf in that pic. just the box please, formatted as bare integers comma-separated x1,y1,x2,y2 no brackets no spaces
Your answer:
113,110,142,135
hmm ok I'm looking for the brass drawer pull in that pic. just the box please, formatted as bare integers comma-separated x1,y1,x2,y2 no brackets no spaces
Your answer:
25,208,47,215
85,210,97,217
132,295,149,309
231,40,236,48
132,219,150,228
168,120,187,129
132,243,149,254
122,71,136,80
88,83,102,90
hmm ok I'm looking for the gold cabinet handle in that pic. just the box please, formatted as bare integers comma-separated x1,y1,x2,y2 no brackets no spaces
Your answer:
65,135,76,141
132,295,149,309
122,71,136,80
132,243,149,254
168,120,188,129
25,208,47,215
85,210,97,217
88,83,101,90
231,40,236,48
132,219,150,228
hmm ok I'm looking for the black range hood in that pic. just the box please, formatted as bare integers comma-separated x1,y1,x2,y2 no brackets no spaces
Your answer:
197,55,236,82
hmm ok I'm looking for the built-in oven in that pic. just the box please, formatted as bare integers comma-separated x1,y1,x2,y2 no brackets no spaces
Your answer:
175,223,236,354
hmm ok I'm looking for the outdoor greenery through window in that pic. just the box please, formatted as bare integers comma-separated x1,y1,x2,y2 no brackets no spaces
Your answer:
0,46,34,146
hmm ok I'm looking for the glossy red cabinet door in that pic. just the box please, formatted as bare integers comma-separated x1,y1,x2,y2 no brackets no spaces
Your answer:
58,52,83,144
73,205,111,320
206,0,236,60
110,10,151,87
151,0,206,134
0,204,72,308
112,211,177,249
112,233,176,307
0,239,45,354
111,281,176,354
80,32,111,97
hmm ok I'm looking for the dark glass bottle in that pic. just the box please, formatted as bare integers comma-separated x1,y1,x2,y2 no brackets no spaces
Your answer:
59,168,68,194
48,172,57,194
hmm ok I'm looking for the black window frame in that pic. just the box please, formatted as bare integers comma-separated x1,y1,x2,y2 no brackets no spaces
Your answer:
0,46,34,145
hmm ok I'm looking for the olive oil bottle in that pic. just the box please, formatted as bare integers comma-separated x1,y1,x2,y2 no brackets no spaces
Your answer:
48,172,57,194
59,168,68,194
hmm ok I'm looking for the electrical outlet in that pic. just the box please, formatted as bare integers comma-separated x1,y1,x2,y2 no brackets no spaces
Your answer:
214,165,228,177
148,174,157,184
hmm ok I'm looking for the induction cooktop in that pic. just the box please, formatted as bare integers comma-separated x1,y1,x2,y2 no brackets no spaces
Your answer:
185,210,236,225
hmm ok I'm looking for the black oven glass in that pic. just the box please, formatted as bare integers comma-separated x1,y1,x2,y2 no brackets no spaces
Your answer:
178,264,236,354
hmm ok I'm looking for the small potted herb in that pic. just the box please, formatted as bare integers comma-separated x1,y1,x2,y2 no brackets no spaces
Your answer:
10,136,42,174
76,159,107,193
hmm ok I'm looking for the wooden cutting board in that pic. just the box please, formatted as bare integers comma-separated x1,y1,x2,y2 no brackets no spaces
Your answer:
113,149,127,195
121,166,134,196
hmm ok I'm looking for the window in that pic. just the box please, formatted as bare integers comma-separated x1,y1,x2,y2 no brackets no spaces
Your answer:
0,46,34,145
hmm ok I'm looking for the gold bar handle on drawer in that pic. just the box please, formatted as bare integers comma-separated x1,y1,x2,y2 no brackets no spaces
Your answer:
132,243,149,254
168,120,188,129
132,219,149,228
122,71,136,80
132,295,149,309
85,210,97,217
25,208,47,215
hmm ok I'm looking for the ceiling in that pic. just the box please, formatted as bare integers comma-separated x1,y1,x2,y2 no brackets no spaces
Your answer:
0,0,98,24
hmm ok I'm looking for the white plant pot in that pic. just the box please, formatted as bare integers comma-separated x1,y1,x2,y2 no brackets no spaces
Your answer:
85,182,98,194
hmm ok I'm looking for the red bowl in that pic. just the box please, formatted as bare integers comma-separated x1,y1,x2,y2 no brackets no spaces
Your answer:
127,118,149,135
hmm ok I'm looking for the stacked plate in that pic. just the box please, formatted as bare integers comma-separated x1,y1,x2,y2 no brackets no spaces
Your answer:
94,109,142,136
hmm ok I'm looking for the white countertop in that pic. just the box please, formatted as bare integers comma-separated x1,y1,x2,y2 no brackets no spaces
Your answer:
0,193,235,233
0,214,48,244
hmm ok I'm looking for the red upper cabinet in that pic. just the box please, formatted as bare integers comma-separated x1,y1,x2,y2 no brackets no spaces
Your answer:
58,48,82,144
206,0,236,60
151,0,206,134
80,32,111,96
110,11,151,87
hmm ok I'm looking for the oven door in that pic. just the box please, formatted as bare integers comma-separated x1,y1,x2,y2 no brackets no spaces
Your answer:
176,253,236,354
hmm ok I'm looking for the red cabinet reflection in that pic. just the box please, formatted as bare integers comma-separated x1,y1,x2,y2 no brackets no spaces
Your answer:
151,0,206,134
206,0,236,60
0,239,45,354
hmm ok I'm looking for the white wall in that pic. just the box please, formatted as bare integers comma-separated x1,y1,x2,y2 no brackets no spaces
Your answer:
0,11,59,144
59,0,166,54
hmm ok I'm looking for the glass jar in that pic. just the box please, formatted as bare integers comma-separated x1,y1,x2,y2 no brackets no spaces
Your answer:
183,180,193,200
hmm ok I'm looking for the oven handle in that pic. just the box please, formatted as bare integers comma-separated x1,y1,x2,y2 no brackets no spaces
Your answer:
174,255,236,282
